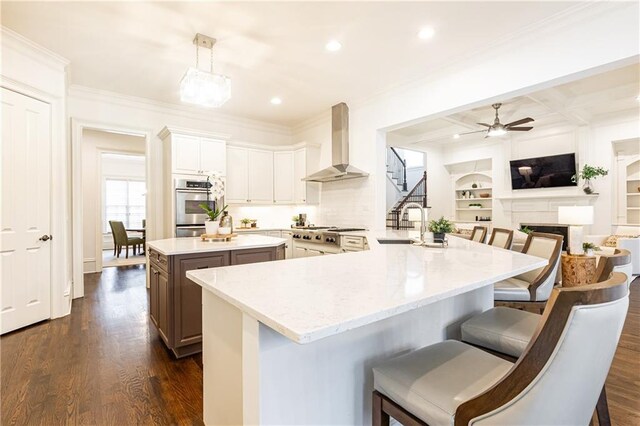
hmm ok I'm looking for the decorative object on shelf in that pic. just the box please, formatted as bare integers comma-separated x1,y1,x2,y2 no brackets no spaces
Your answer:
292,215,300,227
558,205,594,255
250,219,258,228
469,203,483,209
471,183,478,189
428,216,454,242
200,172,227,235
241,218,252,228
479,193,490,198
571,164,608,194
180,33,231,108
582,242,600,256
219,211,233,234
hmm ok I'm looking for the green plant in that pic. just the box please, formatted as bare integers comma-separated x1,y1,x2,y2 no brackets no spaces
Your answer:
428,216,454,234
199,203,228,221
520,226,533,235
572,165,608,183
583,242,600,252
241,218,252,225
469,203,483,207
292,215,299,222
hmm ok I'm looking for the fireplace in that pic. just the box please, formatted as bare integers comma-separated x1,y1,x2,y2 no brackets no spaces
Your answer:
520,223,569,251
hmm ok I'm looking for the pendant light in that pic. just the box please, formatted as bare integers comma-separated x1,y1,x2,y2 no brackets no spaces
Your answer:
180,33,231,108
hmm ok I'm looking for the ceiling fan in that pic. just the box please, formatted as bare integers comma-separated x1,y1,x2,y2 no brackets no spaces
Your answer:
458,103,534,138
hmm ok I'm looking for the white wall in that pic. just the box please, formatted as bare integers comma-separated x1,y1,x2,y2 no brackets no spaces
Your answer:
292,1,639,230
82,130,145,273
1,27,72,318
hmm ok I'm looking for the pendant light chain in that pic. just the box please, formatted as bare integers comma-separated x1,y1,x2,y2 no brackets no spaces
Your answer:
195,41,200,70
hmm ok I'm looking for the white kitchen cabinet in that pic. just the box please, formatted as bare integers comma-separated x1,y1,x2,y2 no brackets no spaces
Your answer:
273,152,294,203
160,127,227,176
248,149,274,203
225,147,273,203
294,148,320,204
281,230,293,259
226,146,249,203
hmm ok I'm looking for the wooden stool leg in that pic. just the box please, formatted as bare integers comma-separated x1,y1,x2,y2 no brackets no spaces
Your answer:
596,385,611,426
373,391,390,426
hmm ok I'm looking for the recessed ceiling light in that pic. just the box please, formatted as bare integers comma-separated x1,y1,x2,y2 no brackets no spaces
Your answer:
325,40,342,52
418,27,435,40
270,97,282,105
453,134,460,139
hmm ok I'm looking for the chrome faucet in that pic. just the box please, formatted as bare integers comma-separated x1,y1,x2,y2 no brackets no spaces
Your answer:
400,202,427,244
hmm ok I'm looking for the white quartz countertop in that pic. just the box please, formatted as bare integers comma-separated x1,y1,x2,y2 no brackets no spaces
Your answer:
146,235,286,256
187,230,547,344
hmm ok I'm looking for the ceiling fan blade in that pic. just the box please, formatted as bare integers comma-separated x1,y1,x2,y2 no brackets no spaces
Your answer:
507,126,533,131
504,117,534,127
458,129,487,136
476,123,491,127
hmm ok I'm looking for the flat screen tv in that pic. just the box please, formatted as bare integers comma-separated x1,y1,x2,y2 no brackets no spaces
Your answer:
509,153,577,190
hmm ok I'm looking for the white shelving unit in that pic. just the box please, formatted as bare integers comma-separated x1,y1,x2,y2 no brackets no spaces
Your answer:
454,172,493,223
626,159,640,224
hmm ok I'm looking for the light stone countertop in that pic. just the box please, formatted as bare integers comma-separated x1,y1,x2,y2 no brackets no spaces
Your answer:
146,234,286,256
187,230,547,344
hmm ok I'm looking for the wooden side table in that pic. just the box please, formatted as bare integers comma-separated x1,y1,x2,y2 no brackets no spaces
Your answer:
561,253,598,287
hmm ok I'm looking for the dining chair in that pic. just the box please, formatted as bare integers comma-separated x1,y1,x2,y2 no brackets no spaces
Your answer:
372,272,628,426
109,220,144,259
493,232,563,313
487,228,514,250
594,248,632,288
469,226,487,243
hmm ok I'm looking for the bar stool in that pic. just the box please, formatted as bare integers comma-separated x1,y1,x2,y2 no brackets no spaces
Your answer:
469,226,487,243
373,272,628,426
487,228,514,250
493,232,563,313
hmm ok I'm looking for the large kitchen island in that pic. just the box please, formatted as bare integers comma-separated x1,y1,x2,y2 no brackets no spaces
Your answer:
186,231,547,425
146,235,286,357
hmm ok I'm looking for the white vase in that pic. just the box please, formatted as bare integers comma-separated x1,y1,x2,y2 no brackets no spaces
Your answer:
205,221,219,235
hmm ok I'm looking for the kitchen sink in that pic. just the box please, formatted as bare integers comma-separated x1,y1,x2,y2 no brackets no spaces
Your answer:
376,238,415,245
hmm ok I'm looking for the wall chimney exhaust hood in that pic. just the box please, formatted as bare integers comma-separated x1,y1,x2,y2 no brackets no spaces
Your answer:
303,103,369,182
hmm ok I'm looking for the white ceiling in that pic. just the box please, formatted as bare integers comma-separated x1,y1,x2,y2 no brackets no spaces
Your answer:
1,1,581,126
389,63,640,146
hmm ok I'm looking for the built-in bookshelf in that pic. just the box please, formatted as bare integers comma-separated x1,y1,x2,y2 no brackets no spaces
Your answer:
454,172,493,223
627,159,640,224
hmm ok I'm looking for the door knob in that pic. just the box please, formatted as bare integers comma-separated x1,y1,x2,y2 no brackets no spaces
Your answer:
39,234,52,241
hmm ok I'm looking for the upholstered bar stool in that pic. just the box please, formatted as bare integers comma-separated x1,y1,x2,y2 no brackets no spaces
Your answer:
469,226,487,243
373,273,628,426
487,228,514,249
494,232,563,313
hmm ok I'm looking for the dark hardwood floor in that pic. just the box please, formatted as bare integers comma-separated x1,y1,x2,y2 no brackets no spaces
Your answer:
1,268,638,425
1,266,203,425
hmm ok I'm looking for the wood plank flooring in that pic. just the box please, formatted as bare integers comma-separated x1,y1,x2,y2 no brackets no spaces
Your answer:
1,267,638,425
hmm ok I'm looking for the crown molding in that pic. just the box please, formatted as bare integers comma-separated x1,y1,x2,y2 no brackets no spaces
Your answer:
68,84,293,137
291,110,331,135
158,125,232,141
1,26,69,70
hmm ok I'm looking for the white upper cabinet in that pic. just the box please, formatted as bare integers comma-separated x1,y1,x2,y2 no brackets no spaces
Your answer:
293,148,320,204
159,127,228,176
199,138,227,175
273,151,294,203
225,146,249,203
247,149,274,203
173,134,201,174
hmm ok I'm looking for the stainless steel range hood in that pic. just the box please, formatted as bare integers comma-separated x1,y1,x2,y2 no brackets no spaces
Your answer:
303,103,369,182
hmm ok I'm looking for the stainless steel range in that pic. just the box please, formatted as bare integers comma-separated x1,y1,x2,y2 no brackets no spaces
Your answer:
291,227,366,257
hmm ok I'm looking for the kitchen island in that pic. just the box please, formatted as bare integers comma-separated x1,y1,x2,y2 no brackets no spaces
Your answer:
146,235,285,357
187,231,547,425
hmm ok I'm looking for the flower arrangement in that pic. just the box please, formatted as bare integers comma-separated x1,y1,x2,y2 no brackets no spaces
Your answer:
572,165,608,194
200,172,227,234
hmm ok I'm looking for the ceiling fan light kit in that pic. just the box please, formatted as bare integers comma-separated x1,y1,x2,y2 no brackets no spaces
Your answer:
180,33,231,108
458,102,535,139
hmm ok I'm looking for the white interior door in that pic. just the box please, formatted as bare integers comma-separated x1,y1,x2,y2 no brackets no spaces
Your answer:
1,88,52,334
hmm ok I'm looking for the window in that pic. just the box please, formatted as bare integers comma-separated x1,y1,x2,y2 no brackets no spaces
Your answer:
104,178,146,232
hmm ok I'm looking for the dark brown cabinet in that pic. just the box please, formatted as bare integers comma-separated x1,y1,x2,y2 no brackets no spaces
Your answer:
148,244,284,358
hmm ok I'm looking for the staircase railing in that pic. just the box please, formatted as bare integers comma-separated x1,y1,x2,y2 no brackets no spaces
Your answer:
391,171,427,230
387,147,407,191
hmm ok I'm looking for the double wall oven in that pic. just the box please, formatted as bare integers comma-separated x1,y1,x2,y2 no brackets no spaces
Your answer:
175,179,215,237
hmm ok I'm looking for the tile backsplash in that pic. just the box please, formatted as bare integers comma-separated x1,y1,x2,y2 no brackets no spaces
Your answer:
226,204,319,228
